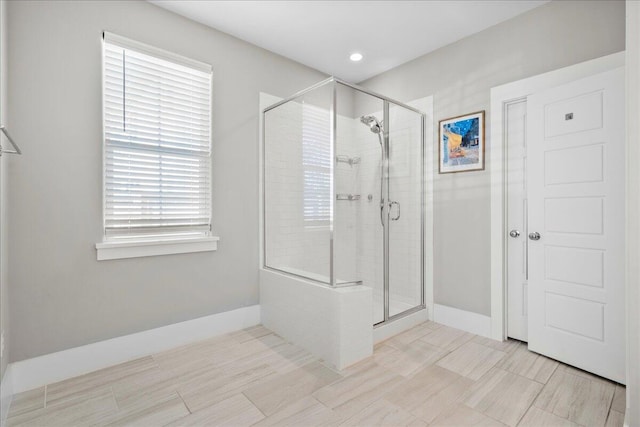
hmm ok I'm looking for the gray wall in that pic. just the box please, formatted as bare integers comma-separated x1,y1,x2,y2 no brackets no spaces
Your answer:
0,0,9,378
360,0,625,316
7,0,326,361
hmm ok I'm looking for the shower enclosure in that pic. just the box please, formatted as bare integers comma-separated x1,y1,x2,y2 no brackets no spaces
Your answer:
263,77,425,326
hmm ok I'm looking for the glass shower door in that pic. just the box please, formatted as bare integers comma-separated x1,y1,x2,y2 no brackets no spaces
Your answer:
332,80,424,325
386,102,424,318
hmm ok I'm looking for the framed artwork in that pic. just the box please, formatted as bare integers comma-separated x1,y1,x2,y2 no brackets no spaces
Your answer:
439,110,485,173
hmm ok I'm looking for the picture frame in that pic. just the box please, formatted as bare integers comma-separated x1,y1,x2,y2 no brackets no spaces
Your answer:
438,110,485,174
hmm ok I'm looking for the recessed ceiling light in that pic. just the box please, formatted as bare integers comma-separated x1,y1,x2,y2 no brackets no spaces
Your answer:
349,53,363,62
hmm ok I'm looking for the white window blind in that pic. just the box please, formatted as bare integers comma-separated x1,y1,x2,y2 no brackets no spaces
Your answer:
302,103,331,223
102,33,212,241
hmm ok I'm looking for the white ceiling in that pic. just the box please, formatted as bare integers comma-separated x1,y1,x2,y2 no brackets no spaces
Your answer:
150,0,549,83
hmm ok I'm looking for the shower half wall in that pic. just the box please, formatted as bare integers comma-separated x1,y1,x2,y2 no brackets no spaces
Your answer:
260,78,426,369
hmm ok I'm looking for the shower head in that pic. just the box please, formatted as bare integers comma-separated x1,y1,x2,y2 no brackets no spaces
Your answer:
360,115,382,134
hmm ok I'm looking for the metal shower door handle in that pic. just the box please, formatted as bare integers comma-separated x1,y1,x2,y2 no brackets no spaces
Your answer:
390,201,400,221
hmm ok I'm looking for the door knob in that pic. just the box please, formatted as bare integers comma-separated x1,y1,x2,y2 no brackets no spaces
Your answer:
528,232,541,241
509,230,520,238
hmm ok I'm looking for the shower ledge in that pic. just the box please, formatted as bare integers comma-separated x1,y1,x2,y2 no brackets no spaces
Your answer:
259,268,373,370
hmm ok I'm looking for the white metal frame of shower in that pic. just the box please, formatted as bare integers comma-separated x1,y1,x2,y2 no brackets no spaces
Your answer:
261,77,426,325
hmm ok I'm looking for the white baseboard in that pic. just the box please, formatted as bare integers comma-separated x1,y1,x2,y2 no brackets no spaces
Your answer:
8,305,260,395
1,367,13,427
433,304,492,338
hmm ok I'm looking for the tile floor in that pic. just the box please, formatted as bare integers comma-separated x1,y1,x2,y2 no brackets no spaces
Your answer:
6,322,626,426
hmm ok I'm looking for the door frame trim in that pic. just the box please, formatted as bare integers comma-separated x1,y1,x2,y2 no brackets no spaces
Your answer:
488,51,625,341
501,97,528,342
625,2,640,425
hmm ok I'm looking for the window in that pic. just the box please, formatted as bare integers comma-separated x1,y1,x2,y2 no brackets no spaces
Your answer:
97,33,217,260
302,103,331,224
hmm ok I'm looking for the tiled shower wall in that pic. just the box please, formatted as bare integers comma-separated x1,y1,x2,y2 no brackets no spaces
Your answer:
264,100,354,282
264,100,331,278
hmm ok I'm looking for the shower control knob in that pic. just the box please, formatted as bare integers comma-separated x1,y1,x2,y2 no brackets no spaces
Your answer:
509,230,520,238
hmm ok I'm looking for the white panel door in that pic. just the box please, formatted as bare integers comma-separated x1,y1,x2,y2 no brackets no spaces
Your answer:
506,100,528,342
527,67,625,383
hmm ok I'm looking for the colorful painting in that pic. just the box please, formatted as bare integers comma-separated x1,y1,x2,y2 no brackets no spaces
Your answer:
439,111,485,173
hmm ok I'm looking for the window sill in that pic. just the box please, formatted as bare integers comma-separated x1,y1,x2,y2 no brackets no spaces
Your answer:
95,236,220,261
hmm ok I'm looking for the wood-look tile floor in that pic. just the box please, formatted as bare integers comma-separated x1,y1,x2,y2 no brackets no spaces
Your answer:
7,322,626,427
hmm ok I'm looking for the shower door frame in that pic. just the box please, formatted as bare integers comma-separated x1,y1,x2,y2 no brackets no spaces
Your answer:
376,95,426,325
262,77,426,326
